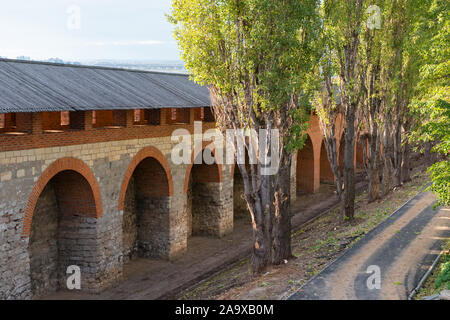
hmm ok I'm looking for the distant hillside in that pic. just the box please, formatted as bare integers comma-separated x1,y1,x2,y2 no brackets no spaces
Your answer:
83,59,187,74
7,57,187,74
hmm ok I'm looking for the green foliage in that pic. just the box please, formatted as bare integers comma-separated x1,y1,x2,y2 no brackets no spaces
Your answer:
286,108,310,153
411,99,449,205
435,261,450,290
412,99,450,155
427,160,450,206
409,0,449,206
169,0,321,152
435,240,450,290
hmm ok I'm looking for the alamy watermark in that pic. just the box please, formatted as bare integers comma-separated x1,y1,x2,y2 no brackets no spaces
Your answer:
366,5,382,30
66,5,81,30
66,265,81,290
171,122,281,176
366,265,381,290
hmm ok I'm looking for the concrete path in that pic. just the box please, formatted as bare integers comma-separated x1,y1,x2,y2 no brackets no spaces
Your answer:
289,191,450,300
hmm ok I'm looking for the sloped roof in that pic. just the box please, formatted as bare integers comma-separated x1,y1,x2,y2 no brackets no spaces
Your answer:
0,59,211,113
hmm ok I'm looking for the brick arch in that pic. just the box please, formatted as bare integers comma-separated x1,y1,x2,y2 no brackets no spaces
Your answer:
183,144,223,194
118,146,174,211
22,157,102,238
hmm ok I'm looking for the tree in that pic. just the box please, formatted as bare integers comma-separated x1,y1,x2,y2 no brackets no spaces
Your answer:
378,0,426,193
315,76,346,216
319,0,428,208
316,0,365,220
169,0,320,273
357,0,384,202
357,0,423,201
410,0,449,206
314,32,345,216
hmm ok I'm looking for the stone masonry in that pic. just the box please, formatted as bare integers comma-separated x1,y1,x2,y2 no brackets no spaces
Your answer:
0,110,356,300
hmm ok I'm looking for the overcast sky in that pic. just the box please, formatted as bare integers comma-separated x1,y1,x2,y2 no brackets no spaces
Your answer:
0,0,181,62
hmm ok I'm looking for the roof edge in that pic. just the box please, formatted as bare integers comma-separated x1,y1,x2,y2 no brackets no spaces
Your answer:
0,58,190,77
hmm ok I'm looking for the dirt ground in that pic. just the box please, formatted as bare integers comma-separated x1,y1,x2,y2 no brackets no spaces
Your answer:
176,165,431,300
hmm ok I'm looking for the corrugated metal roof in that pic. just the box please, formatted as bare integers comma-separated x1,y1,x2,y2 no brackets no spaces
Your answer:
0,59,211,113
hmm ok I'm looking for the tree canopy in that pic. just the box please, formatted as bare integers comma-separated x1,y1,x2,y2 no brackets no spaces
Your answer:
169,0,322,273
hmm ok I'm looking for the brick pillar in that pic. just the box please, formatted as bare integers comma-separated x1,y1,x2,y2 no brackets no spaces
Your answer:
160,109,167,125
85,111,93,131
168,193,188,259
192,182,233,237
31,112,42,134
16,112,33,134
189,109,196,125
125,110,134,128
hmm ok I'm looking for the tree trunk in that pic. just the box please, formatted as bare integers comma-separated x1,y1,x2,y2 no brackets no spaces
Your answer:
391,118,403,188
362,122,382,203
238,138,293,273
401,142,412,183
343,107,356,220
319,75,345,219
339,0,364,220
368,165,381,202
400,119,412,183
244,175,273,275
382,157,392,196
250,221,272,274
272,159,292,264
424,142,433,167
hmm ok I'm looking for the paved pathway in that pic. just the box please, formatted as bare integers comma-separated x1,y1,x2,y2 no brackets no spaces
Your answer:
289,191,450,300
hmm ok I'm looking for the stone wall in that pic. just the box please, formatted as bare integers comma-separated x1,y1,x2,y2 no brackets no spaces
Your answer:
136,196,171,258
123,177,137,262
191,182,233,237
28,184,58,298
0,134,234,299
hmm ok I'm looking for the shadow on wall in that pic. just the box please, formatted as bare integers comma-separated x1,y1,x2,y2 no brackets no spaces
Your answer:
122,157,171,262
28,170,98,298
297,135,315,194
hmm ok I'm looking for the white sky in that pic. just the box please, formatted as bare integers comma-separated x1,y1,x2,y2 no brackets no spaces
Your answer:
0,0,181,61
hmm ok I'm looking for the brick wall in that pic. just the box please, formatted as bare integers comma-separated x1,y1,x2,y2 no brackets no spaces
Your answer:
297,136,316,193
0,110,342,299
0,109,216,152
0,129,232,299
